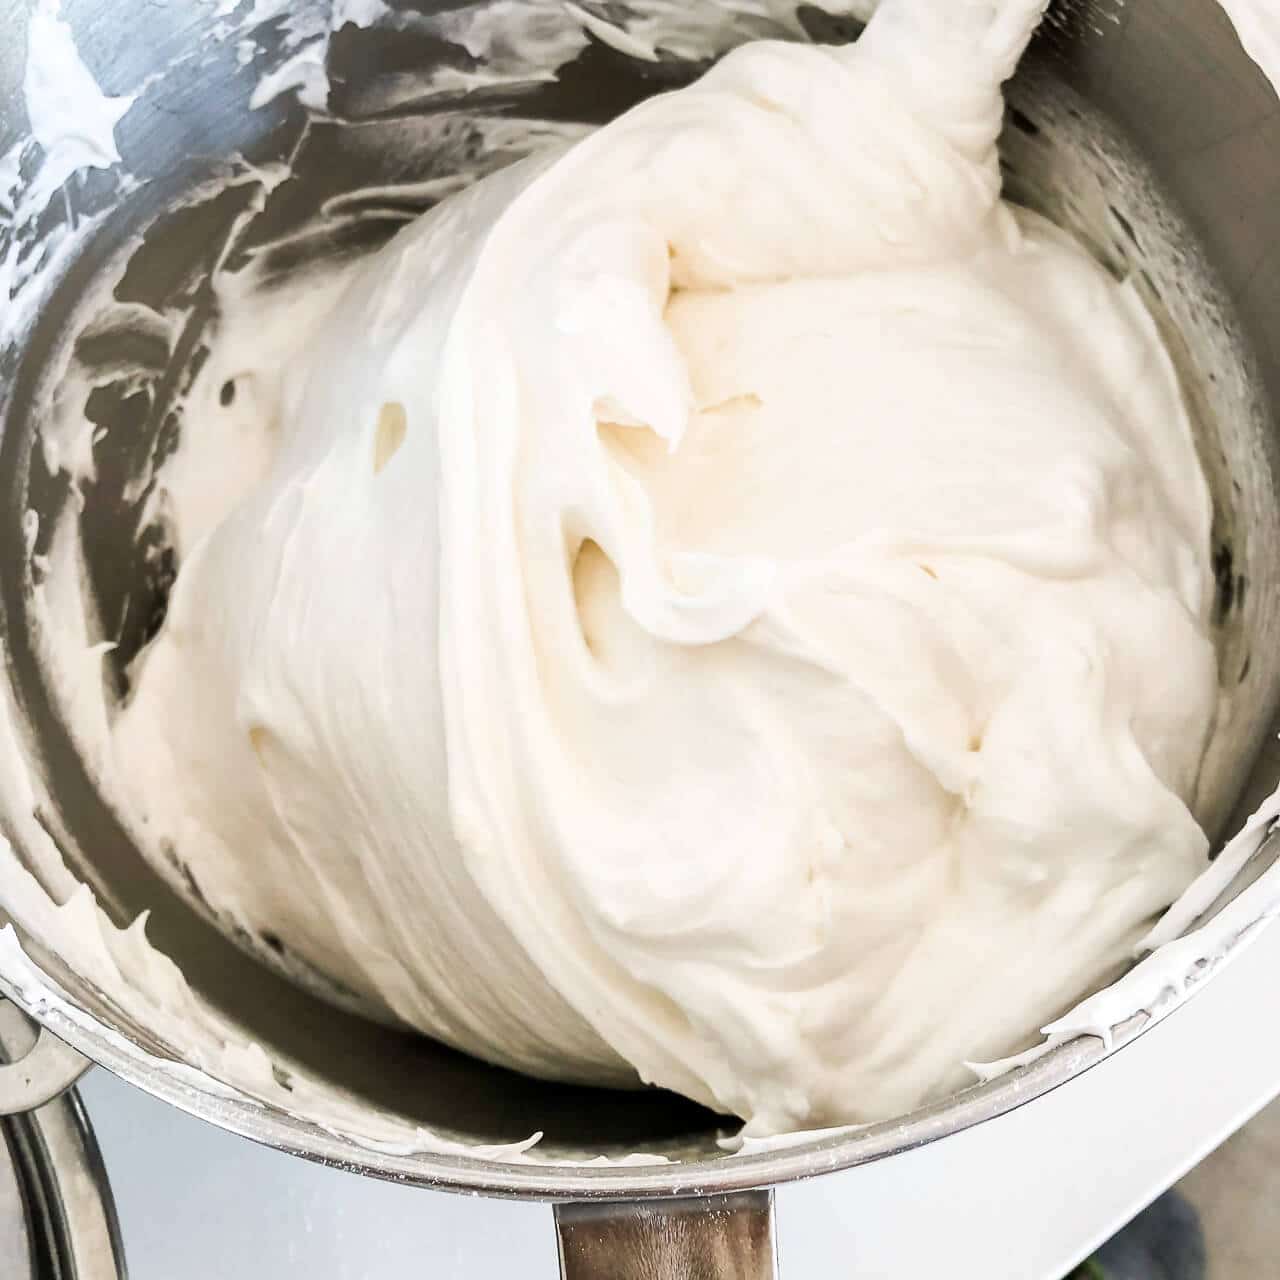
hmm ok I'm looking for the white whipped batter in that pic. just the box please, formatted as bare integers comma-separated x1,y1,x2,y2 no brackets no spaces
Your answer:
99,0,1223,1135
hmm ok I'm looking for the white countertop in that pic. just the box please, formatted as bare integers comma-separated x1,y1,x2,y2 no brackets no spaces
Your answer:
81,913,1280,1279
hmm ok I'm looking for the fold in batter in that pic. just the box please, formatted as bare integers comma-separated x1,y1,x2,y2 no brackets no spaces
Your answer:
111,0,1220,1134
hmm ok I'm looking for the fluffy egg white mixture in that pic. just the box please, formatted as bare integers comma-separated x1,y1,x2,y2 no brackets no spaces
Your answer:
108,0,1221,1134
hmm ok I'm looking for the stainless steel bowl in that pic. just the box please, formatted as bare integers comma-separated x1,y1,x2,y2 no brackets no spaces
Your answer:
1,1,1279,1274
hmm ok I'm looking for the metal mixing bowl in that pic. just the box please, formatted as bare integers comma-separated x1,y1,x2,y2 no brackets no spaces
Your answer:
1,1,1279,1273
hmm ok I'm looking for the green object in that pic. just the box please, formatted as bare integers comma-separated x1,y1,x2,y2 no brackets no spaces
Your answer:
1065,1262,1107,1280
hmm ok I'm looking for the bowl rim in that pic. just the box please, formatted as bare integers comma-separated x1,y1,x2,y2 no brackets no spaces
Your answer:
0,945,1154,1200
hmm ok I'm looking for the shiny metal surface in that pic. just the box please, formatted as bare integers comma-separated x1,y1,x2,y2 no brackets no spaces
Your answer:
0,974,1115,1198
0,1011,91,1118
0,0,1278,1218
0,1124,32,1280
556,1192,777,1279
0,1004,124,1279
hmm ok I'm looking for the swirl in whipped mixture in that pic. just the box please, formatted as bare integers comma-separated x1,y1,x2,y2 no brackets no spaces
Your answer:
109,0,1220,1134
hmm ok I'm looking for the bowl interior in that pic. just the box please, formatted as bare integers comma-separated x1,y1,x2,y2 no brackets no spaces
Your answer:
1,0,1279,1178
